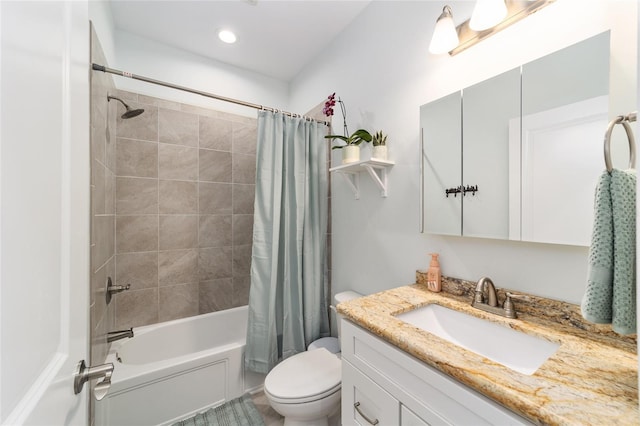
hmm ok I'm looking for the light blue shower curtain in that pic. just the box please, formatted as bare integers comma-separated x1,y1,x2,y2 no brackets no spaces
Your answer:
245,111,330,374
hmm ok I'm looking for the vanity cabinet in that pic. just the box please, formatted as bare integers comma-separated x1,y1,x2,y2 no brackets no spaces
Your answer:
341,319,532,426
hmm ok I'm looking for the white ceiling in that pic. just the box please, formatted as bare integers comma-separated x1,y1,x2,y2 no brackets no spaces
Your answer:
109,0,372,81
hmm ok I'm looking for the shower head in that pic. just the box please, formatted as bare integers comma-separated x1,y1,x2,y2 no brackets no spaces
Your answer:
107,95,145,119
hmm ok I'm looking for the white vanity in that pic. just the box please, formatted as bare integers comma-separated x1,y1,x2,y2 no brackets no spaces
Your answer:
337,279,638,425
341,319,532,425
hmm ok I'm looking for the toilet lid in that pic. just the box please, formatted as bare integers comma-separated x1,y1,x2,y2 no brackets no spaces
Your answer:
265,348,341,403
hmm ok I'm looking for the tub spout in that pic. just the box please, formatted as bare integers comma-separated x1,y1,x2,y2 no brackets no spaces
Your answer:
107,328,134,343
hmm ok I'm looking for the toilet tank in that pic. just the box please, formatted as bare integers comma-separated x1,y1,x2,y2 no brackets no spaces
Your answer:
333,291,362,338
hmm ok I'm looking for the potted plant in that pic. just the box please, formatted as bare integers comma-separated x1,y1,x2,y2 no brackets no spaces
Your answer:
325,129,372,164
371,131,388,160
322,93,372,164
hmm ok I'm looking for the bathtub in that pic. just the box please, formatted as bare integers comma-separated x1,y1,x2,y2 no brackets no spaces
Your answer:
99,306,265,426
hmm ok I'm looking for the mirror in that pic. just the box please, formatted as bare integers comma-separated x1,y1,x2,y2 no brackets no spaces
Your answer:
513,31,610,245
421,31,611,246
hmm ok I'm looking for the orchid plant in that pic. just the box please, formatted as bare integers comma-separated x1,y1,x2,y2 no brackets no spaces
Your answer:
322,93,372,149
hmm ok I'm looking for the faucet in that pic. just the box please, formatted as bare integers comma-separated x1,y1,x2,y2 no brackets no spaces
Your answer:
107,328,134,343
471,277,517,319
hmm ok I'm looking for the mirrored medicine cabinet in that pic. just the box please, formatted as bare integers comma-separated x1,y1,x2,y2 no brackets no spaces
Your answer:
420,31,612,246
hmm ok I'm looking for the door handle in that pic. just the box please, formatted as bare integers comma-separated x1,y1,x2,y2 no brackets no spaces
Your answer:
73,360,114,400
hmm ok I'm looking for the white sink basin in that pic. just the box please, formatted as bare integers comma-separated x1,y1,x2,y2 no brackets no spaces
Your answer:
395,304,559,375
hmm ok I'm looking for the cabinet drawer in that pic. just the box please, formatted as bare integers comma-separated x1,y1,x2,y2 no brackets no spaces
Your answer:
342,360,399,426
401,405,430,426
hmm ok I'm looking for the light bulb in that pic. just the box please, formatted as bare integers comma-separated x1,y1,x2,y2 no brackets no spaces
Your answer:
469,0,507,31
218,30,237,44
428,6,459,55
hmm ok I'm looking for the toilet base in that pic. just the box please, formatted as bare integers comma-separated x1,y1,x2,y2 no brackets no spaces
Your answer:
266,389,341,426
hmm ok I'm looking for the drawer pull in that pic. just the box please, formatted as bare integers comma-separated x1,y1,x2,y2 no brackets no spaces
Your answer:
354,402,379,425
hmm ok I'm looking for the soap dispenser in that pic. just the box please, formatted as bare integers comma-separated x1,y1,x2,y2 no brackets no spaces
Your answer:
426,253,442,292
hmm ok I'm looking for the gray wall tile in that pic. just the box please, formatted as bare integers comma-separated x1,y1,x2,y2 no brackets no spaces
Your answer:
159,108,198,147
115,288,159,328
108,90,261,329
199,215,232,248
116,103,158,142
233,275,251,308
116,138,158,178
159,144,198,181
159,215,198,250
232,121,257,155
199,116,232,151
93,215,115,271
199,182,232,214
105,169,116,215
159,249,198,286
116,177,158,214
199,278,234,313
199,247,233,281
232,153,256,184
116,215,158,253
116,252,158,290
159,180,197,214
199,149,232,182
159,283,199,322
93,161,106,215
233,214,253,245
233,184,255,214
233,244,252,277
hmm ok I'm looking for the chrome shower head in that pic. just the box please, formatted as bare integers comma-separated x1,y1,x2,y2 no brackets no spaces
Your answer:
107,95,145,119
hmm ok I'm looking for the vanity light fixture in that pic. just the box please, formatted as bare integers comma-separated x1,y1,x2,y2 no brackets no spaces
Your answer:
469,0,507,31
428,6,459,55
429,0,555,56
218,29,237,44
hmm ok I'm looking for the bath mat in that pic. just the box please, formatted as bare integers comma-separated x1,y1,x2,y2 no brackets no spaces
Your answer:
172,394,265,426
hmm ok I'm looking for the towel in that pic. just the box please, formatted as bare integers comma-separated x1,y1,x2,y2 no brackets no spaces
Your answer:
581,169,636,335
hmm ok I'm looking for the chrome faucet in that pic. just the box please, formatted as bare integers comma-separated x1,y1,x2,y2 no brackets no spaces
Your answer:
107,328,134,343
471,277,517,319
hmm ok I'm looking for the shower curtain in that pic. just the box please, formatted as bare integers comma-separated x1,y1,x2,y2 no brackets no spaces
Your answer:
245,111,330,374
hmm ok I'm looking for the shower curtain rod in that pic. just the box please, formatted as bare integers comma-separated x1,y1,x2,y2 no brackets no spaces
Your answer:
92,63,329,126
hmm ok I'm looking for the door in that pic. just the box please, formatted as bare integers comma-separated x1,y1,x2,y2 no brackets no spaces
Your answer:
1,1,90,424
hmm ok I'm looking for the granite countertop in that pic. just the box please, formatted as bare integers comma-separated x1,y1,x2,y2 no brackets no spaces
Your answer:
336,276,638,425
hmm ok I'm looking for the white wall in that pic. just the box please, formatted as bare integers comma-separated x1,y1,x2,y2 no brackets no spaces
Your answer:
111,30,289,118
290,0,638,303
88,2,289,118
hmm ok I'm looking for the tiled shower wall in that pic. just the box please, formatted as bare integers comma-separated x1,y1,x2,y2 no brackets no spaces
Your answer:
112,91,257,328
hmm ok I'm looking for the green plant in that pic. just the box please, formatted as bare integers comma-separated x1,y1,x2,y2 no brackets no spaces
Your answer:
372,131,387,146
325,129,372,150
323,93,372,150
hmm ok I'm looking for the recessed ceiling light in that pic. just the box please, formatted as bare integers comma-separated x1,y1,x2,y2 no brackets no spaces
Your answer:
218,30,237,44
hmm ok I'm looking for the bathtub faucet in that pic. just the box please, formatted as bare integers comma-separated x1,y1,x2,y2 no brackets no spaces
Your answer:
107,328,134,343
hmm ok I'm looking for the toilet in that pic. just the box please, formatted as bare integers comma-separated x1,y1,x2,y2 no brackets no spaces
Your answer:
263,291,361,426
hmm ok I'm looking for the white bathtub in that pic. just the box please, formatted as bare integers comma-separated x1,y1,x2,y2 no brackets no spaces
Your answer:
99,306,265,426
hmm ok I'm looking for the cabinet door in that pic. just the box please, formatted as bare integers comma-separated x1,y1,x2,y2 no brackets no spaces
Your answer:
421,92,462,235
462,68,520,239
342,360,399,426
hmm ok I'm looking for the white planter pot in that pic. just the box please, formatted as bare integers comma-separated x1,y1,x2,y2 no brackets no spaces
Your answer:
372,145,388,161
342,145,360,164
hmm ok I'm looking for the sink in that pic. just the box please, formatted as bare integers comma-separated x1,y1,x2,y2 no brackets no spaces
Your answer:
395,304,559,375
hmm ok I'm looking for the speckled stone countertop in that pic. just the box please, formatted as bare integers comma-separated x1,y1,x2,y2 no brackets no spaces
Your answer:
337,274,638,425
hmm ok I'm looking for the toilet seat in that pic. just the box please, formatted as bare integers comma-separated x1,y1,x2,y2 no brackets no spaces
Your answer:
264,348,341,404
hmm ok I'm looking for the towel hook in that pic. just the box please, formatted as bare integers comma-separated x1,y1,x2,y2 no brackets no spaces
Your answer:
604,114,636,172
